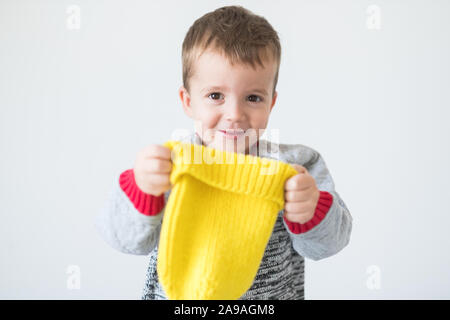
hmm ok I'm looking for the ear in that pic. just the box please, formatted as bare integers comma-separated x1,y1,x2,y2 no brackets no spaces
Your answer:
269,90,278,112
179,85,193,118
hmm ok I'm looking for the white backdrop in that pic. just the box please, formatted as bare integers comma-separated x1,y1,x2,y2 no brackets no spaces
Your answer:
1,0,450,299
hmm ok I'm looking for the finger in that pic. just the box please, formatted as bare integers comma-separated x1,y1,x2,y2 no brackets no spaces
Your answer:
142,172,171,187
142,158,172,173
141,144,172,160
296,174,315,190
284,201,312,214
285,174,312,191
285,176,300,191
284,190,311,202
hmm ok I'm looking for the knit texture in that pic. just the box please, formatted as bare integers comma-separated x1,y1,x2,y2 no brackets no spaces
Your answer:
119,169,165,216
283,191,334,234
157,140,299,300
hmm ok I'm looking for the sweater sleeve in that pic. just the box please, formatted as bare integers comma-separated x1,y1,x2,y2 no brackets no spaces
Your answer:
119,169,165,216
282,152,353,261
94,169,168,256
283,190,333,234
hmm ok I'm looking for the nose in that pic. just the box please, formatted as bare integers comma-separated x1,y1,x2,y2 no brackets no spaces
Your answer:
224,102,245,122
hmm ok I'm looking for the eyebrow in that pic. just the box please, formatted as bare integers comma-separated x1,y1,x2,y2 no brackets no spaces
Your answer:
201,86,268,96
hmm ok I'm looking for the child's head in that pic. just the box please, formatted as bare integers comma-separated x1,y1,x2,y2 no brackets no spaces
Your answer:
178,5,281,155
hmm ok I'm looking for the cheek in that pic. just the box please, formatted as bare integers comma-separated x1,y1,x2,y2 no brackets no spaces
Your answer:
191,100,220,126
249,110,270,129
199,109,221,129
199,116,217,130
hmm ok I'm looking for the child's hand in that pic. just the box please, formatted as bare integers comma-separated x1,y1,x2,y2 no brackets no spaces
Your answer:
133,144,173,197
283,164,320,224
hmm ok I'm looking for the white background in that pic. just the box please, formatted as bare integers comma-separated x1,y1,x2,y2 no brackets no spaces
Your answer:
1,0,449,299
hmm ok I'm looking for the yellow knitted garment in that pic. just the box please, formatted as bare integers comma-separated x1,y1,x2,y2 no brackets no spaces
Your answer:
157,140,299,300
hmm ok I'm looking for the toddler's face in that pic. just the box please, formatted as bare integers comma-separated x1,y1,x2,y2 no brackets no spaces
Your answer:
179,48,278,155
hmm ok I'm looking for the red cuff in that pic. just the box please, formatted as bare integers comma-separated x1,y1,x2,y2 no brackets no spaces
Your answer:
119,169,165,216
283,191,333,234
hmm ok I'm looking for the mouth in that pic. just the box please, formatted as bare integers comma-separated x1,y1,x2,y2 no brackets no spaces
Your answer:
218,129,246,139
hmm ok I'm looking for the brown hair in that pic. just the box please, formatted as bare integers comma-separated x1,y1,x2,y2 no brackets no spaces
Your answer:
181,5,281,97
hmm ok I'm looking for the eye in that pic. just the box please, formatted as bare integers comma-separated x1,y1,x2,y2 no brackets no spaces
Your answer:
208,92,223,100
248,95,263,103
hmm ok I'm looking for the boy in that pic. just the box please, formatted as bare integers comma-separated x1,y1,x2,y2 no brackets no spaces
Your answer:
95,5,352,300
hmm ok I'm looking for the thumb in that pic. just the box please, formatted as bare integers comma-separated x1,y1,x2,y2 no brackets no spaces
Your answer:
291,164,307,174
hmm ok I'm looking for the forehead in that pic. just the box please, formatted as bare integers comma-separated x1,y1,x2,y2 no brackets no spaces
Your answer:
191,48,277,90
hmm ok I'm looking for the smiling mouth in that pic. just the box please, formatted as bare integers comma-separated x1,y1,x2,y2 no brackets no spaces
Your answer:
218,129,246,138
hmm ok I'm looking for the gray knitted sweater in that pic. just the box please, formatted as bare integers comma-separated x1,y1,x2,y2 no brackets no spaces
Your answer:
94,132,353,300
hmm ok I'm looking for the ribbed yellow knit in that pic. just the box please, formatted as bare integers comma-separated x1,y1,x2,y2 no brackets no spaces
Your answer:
157,140,299,300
